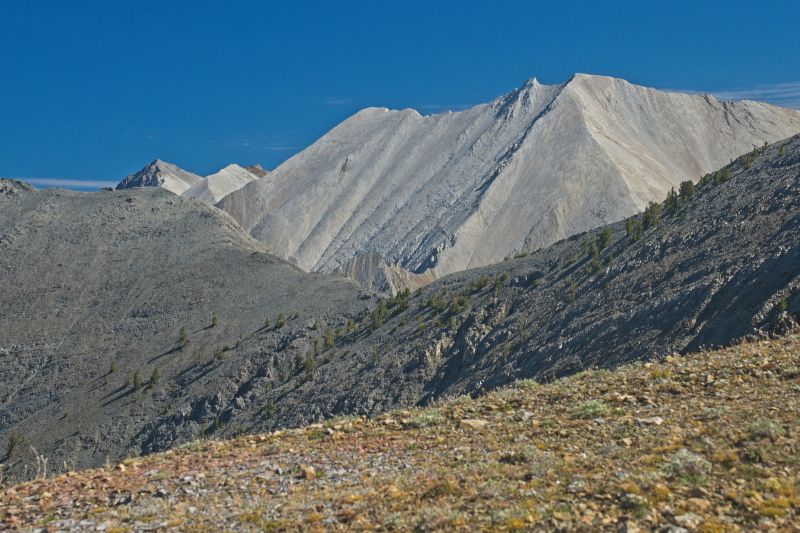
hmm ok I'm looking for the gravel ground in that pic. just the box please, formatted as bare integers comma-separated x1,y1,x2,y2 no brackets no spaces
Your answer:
2,334,799,531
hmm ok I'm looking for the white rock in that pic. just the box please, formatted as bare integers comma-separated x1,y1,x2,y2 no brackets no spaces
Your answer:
218,74,800,282
183,163,261,204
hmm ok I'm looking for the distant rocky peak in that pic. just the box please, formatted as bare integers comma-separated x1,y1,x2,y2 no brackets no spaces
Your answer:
115,159,202,195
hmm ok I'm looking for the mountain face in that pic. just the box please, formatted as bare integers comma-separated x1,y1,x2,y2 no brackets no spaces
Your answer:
116,161,262,203
218,74,800,290
115,159,203,195
183,163,261,204
2,135,798,480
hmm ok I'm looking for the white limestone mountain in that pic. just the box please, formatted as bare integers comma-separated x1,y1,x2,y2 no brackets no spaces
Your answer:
116,160,264,203
217,74,800,292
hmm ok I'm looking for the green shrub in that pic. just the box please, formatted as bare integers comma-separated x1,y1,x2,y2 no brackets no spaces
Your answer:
566,278,577,302
178,326,188,347
662,449,711,483
264,399,276,419
715,167,732,183
150,367,160,387
642,201,661,230
450,294,468,314
388,288,411,311
679,180,695,202
133,370,142,392
427,294,447,314
407,410,445,428
304,353,314,379
574,400,610,419
468,274,490,293
323,329,334,349
626,219,643,241
276,313,286,328
664,187,678,210
599,227,613,249
514,379,538,391
6,432,20,458
494,272,509,293
371,299,390,330
748,419,781,441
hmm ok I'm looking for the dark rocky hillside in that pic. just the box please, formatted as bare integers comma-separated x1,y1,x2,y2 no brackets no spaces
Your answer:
261,135,800,429
1,135,799,482
0,188,372,479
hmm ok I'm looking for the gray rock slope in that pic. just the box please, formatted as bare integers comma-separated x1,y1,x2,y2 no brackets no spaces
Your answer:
2,135,799,480
218,74,800,289
0,187,371,478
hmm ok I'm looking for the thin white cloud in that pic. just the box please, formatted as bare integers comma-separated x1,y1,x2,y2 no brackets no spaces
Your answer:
224,135,297,152
261,143,297,151
319,96,352,105
677,81,800,109
10,177,117,189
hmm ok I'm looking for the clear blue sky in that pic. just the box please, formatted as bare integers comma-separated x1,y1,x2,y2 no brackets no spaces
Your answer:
2,0,799,188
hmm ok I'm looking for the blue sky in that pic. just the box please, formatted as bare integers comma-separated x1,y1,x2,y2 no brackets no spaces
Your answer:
2,0,799,189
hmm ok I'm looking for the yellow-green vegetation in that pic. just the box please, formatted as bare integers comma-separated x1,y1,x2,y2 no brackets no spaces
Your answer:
2,335,800,531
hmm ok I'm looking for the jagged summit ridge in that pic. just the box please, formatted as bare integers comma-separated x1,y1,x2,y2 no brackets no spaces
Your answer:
218,73,800,284
116,160,264,203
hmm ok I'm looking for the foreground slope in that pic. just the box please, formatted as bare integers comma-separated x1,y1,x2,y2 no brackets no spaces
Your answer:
3,335,799,531
218,74,800,288
0,185,371,477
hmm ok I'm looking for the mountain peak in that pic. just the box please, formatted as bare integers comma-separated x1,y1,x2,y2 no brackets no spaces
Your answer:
116,160,202,195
